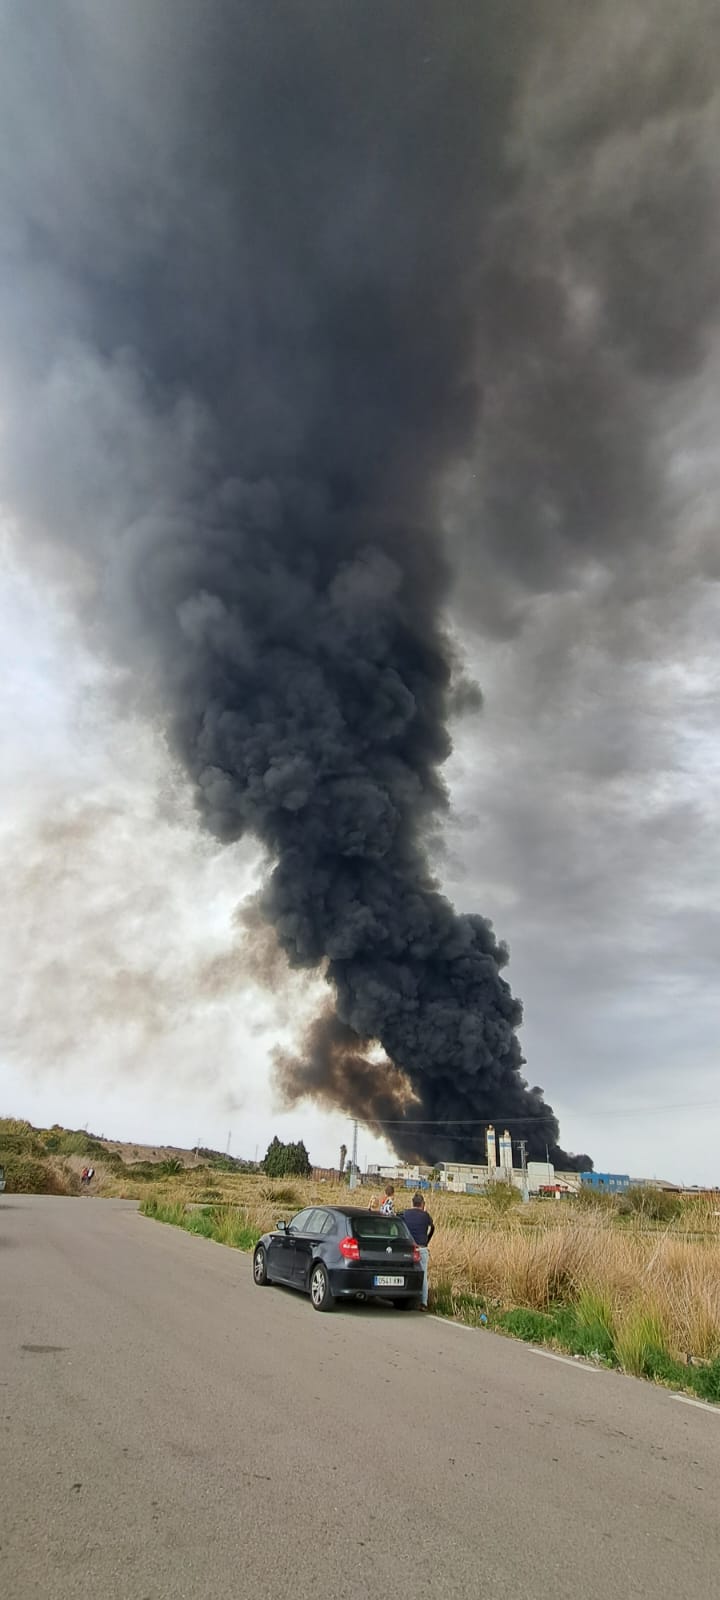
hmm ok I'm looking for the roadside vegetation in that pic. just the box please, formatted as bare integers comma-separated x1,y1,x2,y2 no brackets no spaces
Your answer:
0,1118,82,1194
0,1117,253,1194
5,1116,720,1399
141,1196,261,1252
134,1170,720,1400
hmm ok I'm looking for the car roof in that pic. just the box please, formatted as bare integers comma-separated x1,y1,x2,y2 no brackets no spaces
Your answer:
300,1204,409,1218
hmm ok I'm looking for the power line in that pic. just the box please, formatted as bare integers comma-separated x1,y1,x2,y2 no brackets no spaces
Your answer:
366,1098,720,1126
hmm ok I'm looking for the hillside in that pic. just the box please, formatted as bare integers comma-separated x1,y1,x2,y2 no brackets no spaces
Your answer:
0,1118,256,1194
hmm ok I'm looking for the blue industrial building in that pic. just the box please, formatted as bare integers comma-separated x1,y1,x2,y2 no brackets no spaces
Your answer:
579,1171,630,1193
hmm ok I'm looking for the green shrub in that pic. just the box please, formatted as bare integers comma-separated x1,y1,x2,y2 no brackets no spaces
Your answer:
484,1179,519,1214
574,1287,616,1360
0,1124,45,1158
140,1199,260,1253
498,1307,554,1342
212,1207,261,1251
2,1154,76,1195
641,1346,686,1387
259,1183,300,1206
614,1308,669,1376
575,1184,618,1212
140,1198,187,1225
690,1358,720,1404
184,1208,217,1238
0,1117,34,1138
623,1186,683,1223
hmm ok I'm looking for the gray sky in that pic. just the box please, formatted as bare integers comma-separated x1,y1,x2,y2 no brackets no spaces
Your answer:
1,2,719,1180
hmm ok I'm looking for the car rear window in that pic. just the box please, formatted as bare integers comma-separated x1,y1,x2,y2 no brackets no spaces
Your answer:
351,1215,411,1241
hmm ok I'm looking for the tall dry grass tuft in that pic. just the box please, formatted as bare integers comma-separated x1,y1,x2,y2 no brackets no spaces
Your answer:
415,1214,720,1358
614,1304,669,1376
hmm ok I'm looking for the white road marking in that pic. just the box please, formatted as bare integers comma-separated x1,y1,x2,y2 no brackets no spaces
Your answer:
432,1321,720,1406
527,1348,600,1370
431,1319,599,1370
672,1395,720,1416
430,1315,477,1331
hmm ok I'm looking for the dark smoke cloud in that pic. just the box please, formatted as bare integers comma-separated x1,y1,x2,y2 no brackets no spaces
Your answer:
274,1010,421,1151
0,1,718,1164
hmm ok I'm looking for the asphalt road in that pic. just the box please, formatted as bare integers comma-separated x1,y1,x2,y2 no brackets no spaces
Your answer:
2,1198,718,1600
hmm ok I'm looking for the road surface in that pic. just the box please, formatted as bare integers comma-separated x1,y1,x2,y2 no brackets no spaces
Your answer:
2,1197,718,1600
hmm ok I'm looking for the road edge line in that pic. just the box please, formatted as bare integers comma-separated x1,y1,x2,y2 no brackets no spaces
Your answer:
671,1394,720,1415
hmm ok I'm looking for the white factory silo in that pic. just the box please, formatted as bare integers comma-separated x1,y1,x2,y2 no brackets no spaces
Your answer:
499,1129,513,1171
486,1124,498,1170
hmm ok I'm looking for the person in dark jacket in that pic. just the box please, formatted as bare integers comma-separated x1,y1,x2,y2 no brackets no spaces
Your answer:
400,1192,435,1309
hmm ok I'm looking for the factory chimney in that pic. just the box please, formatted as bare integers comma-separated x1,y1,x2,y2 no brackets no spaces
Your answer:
486,1125,498,1171
499,1130,513,1172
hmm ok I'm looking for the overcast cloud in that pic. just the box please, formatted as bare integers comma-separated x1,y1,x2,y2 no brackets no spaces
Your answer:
1,2,719,1179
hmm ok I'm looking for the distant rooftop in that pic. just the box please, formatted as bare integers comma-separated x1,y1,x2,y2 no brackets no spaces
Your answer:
629,1177,681,1190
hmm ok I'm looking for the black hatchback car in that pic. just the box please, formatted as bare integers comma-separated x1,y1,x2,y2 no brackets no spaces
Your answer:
253,1205,424,1312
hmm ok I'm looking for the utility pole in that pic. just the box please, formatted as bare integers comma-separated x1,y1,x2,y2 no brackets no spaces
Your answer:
349,1119,359,1190
519,1139,530,1204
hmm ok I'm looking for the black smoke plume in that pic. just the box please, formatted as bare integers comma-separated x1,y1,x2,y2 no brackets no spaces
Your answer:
3,2,718,1163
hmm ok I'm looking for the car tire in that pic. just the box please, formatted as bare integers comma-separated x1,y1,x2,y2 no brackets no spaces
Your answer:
393,1297,421,1310
253,1245,272,1286
309,1261,334,1312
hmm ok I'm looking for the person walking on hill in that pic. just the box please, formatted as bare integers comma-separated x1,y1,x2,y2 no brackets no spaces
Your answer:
400,1192,435,1309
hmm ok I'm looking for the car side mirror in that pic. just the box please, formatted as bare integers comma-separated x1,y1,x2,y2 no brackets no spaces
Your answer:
276,1219,287,1232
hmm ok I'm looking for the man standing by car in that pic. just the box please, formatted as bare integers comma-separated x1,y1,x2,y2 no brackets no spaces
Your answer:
400,1192,435,1309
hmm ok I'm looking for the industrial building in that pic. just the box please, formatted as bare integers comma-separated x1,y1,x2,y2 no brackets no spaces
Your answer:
365,1131,585,1196
579,1171,630,1193
365,1138,632,1199
440,1156,580,1196
428,1129,579,1195
366,1162,424,1184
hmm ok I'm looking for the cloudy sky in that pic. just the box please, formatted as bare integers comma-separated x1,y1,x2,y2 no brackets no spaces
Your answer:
1,2,719,1182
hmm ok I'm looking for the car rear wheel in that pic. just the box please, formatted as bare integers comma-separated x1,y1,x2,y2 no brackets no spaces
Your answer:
393,1297,421,1310
253,1245,271,1286
310,1261,334,1312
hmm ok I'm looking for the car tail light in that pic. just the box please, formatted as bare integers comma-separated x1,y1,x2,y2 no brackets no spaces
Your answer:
412,1245,421,1265
339,1235,360,1261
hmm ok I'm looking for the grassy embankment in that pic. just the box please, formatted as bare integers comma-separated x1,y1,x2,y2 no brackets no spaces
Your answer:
3,1116,719,1398
134,1170,720,1401
0,1117,243,1195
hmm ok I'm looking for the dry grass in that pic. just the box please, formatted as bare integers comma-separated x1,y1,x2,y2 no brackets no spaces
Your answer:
111,1169,720,1363
429,1213,720,1360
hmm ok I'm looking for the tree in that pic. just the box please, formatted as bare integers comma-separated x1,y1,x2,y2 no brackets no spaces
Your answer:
262,1136,312,1178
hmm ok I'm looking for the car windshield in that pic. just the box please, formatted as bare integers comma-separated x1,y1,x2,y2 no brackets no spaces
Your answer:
351,1215,411,1241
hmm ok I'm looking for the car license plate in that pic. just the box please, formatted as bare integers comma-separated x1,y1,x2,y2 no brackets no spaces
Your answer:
374,1274,404,1287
